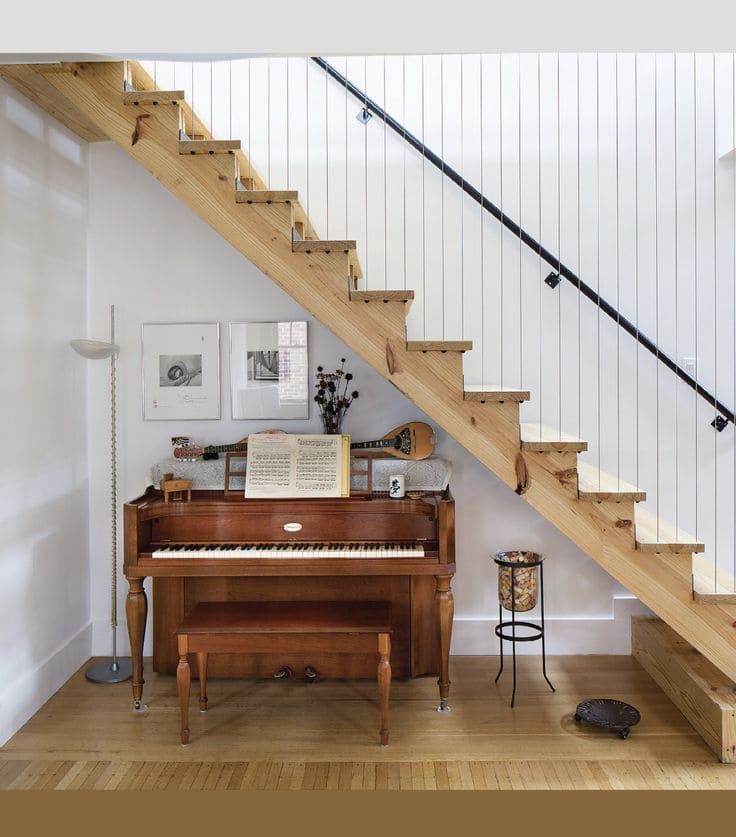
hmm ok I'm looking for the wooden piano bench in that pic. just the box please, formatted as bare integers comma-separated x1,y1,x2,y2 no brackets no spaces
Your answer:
176,600,393,746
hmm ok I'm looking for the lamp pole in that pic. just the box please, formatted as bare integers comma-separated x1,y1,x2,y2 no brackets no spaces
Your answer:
71,304,132,684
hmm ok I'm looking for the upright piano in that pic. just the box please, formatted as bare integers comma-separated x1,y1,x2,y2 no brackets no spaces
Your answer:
124,489,455,710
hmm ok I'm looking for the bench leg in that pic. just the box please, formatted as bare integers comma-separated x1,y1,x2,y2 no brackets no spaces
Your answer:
176,637,191,745
378,632,391,746
196,652,208,712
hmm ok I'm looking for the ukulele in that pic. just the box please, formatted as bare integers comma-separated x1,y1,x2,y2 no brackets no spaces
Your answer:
172,421,436,461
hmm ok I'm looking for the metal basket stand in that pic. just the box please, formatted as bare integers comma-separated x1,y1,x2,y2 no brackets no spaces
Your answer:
493,551,555,708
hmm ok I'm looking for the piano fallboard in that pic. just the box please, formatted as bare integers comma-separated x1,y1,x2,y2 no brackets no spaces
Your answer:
125,489,454,578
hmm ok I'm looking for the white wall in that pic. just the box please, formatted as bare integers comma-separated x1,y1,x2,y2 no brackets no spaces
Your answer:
87,141,649,661
0,80,91,745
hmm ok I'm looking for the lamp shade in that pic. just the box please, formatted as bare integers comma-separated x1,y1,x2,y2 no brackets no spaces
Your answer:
70,338,120,359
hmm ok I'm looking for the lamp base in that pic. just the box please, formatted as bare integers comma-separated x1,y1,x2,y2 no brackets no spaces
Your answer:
85,657,133,684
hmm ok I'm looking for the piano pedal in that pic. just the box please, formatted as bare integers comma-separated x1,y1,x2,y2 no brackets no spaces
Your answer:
273,665,294,680
304,666,318,683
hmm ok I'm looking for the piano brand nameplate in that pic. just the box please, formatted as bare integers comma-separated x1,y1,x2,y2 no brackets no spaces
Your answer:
283,522,302,532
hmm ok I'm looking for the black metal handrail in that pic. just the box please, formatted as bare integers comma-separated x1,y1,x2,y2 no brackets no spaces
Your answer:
312,56,733,428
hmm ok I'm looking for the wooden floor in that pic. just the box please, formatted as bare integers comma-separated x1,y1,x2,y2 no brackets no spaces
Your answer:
2,655,735,790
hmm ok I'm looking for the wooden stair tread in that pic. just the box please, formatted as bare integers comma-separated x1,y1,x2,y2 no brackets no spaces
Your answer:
293,240,357,253
122,90,184,105
235,189,298,204
576,461,646,502
351,291,414,303
635,506,705,553
179,139,241,155
520,423,588,452
692,555,736,604
463,387,530,403
407,340,473,353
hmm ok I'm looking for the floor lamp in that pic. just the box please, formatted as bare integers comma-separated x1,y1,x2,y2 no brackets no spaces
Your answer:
71,304,133,684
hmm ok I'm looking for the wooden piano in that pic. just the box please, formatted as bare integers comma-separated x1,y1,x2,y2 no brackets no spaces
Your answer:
123,488,455,710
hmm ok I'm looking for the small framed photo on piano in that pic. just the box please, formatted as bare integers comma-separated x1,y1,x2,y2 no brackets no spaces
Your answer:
229,321,309,420
142,322,221,420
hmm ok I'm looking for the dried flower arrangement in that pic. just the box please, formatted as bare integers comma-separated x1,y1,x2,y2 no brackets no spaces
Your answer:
314,358,359,434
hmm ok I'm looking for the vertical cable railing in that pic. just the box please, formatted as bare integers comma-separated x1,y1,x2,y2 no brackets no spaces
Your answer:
138,54,736,595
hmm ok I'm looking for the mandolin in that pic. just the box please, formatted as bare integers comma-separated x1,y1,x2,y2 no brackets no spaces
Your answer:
173,421,436,461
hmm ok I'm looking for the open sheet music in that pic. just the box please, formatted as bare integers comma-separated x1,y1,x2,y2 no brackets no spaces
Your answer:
244,433,350,498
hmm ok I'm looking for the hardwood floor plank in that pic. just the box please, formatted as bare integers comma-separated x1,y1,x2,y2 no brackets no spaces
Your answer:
433,761,449,790
422,760,437,790
521,760,549,790
481,761,500,790
577,760,612,790
67,760,103,790
312,762,328,790
375,762,389,790
152,761,177,790
445,761,463,789
301,761,318,791
548,760,572,790
350,762,365,790
289,762,306,790
275,761,294,790
54,760,87,791
469,761,486,789
7,762,45,790
410,761,424,790
177,761,203,791
457,761,474,789
88,760,120,790
33,760,71,790
338,762,352,790
399,761,413,790
265,761,282,790
202,762,224,790
492,762,513,790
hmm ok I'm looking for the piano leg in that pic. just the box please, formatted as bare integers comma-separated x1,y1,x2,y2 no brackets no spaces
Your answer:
126,577,148,711
435,574,454,712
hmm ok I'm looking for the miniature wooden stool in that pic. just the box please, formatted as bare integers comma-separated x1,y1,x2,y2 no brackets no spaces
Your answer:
160,473,192,503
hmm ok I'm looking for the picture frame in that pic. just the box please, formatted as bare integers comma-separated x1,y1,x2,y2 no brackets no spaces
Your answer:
142,322,221,420
229,321,309,420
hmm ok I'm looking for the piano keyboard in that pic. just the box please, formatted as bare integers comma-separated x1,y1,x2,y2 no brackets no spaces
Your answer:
151,543,426,559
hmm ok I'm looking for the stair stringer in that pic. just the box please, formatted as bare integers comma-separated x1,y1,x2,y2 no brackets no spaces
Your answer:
33,60,736,682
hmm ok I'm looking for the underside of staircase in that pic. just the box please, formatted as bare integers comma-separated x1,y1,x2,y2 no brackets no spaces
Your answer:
4,59,735,681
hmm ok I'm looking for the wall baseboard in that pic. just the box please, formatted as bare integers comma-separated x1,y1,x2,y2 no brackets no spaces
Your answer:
451,597,652,656
95,596,651,660
0,623,92,747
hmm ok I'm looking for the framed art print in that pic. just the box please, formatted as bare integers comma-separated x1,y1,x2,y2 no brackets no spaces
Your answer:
229,321,309,420
142,322,221,420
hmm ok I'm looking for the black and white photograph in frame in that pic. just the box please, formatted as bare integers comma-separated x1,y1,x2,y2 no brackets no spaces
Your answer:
230,321,308,420
250,350,279,381
142,322,220,420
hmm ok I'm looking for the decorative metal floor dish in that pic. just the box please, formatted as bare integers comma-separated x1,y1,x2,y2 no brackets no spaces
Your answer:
574,699,641,739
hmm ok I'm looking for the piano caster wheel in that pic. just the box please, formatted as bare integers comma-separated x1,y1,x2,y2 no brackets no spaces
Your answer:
304,666,318,683
273,666,294,679
436,700,452,714
132,700,148,714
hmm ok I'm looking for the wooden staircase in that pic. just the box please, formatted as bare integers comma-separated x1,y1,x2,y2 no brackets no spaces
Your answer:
3,59,735,680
